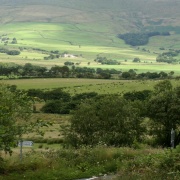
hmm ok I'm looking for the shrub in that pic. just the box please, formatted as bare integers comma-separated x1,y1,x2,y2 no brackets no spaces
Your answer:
65,95,145,147
41,100,70,114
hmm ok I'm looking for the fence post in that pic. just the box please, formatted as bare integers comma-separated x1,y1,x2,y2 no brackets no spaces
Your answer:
171,128,175,149
20,140,23,161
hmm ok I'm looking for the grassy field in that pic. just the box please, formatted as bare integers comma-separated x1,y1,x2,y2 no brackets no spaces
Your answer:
2,78,180,95
0,22,180,74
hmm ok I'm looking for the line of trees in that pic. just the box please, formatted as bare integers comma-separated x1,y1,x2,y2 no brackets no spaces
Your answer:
64,80,180,148
0,63,176,80
0,48,20,55
120,69,174,79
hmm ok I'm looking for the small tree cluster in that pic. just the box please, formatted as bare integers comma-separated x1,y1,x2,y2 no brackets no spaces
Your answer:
94,56,120,65
65,80,180,148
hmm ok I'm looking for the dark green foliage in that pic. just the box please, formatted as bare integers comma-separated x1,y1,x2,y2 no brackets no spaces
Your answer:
64,61,74,66
118,33,149,46
50,50,59,54
162,51,179,57
41,100,70,114
156,50,180,63
0,48,20,55
26,89,44,99
22,63,47,76
121,69,137,79
133,57,141,62
44,54,60,60
156,54,177,63
118,32,170,46
40,89,71,114
41,92,99,114
11,38,17,44
0,84,33,154
66,95,145,147
123,90,152,101
0,62,175,80
49,65,69,77
94,56,120,65
6,50,20,55
43,88,71,102
72,92,98,101
96,68,113,79
147,80,180,147
121,72,131,79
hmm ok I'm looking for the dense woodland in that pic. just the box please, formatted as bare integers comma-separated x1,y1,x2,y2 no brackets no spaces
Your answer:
118,32,170,46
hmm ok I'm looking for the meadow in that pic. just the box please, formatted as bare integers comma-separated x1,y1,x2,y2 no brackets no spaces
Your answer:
2,78,180,95
0,22,180,75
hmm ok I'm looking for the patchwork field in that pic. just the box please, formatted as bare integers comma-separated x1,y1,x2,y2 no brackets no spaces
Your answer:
0,22,180,75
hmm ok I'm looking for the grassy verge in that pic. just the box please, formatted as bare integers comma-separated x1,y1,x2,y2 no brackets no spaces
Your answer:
0,146,180,180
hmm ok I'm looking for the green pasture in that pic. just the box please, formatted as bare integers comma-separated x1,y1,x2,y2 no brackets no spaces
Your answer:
2,78,180,95
0,22,180,73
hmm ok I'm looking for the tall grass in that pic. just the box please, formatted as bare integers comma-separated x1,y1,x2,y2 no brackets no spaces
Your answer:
1,146,180,180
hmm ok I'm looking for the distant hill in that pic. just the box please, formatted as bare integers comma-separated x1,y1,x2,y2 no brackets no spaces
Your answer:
0,0,179,33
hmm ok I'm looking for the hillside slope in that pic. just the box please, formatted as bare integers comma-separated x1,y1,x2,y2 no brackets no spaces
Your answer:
0,0,179,33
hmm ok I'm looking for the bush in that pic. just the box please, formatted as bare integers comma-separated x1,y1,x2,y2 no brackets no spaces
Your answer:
41,100,70,114
65,95,145,147
6,50,20,55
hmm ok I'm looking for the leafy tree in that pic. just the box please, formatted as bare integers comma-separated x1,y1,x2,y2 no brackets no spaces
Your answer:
156,54,177,63
123,90,152,101
94,56,120,65
41,100,70,114
0,84,51,155
6,50,20,55
64,61,74,66
0,84,33,154
50,65,62,76
22,63,35,76
133,58,141,62
43,89,71,102
60,66,70,77
72,92,98,101
11,38,17,44
121,72,131,79
65,95,145,147
147,80,180,146
27,89,44,99
159,71,168,78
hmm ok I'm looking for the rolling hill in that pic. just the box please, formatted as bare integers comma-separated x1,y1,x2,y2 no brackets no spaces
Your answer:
0,0,180,33
0,0,179,74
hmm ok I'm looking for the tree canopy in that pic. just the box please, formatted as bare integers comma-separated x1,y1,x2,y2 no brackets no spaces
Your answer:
146,80,180,146
0,84,33,154
65,95,145,147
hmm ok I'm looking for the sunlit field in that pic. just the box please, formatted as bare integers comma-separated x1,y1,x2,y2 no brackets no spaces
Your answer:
0,22,180,74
